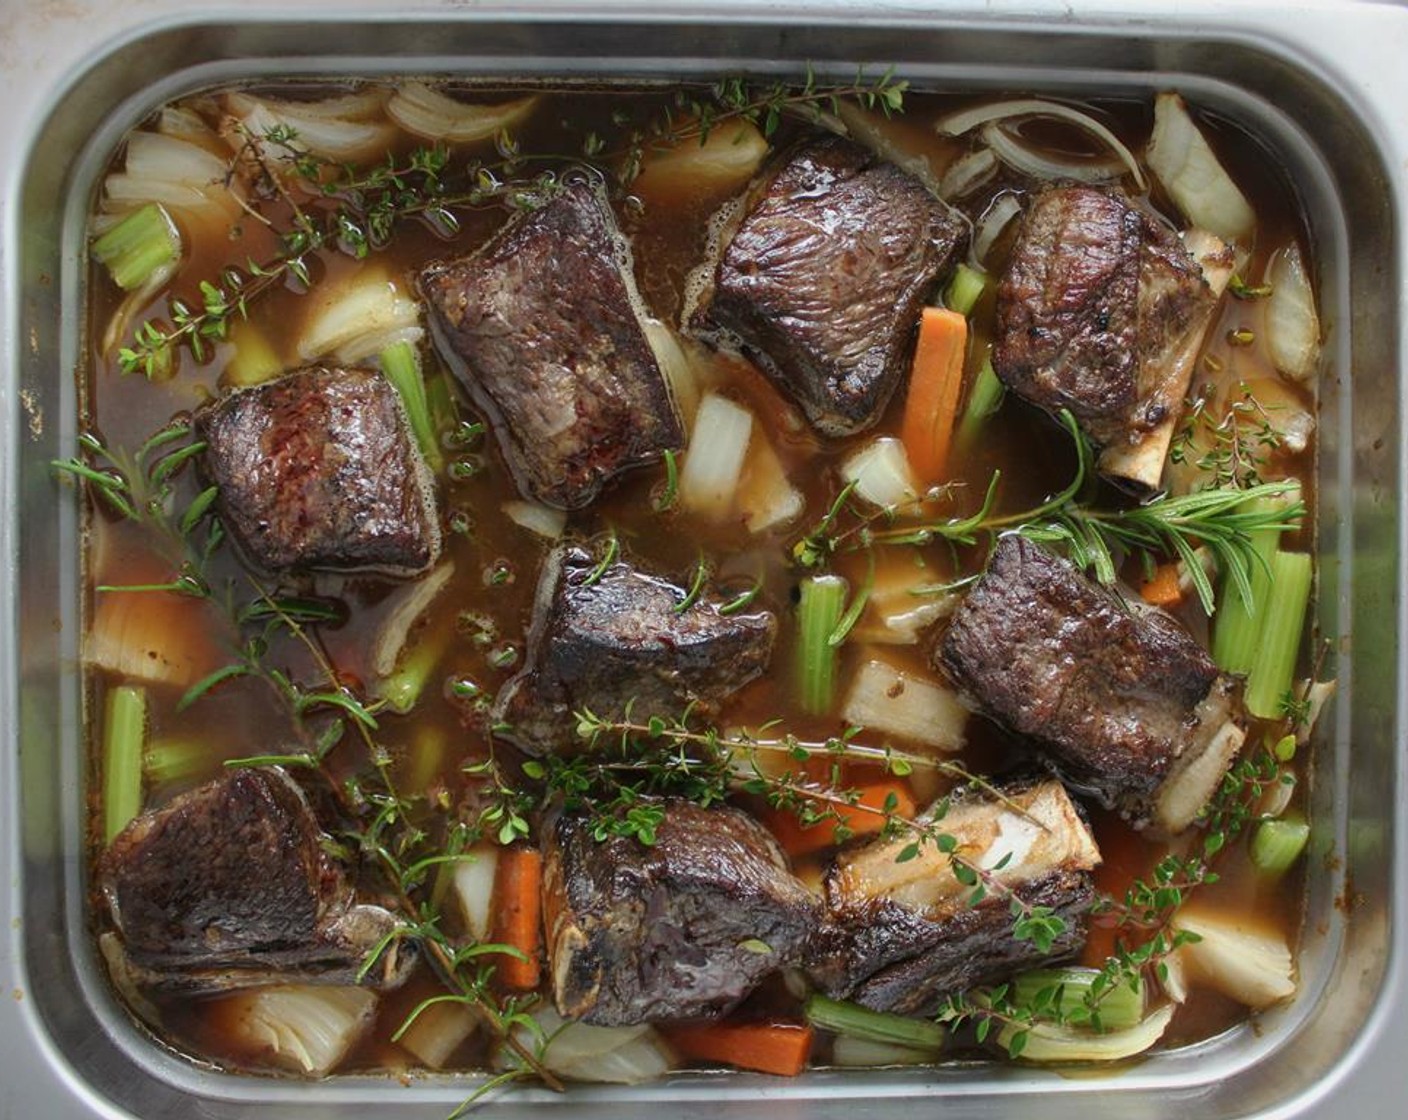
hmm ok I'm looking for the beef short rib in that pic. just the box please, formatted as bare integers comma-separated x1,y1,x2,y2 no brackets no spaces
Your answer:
937,535,1244,831
806,778,1099,1014
992,186,1215,450
543,800,819,1025
101,768,412,993
693,137,965,436
197,365,440,576
492,545,776,756
420,182,683,509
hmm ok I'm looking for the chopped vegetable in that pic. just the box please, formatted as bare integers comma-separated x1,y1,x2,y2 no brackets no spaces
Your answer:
804,994,946,1052
635,116,769,196
103,685,147,844
938,147,998,200
1173,909,1295,1008
92,204,181,293
936,98,1146,190
1211,487,1299,674
386,83,540,144
1007,968,1144,1033
369,562,455,680
103,130,239,217
1139,563,1185,609
1000,1004,1173,1062
981,122,1127,184
899,306,969,485
224,89,397,167
797,575,848,716
764,777,918,857
490,845,544,993
953,354,1005,455
840,437,919,511
641,319,708,428
835,100,947,198
508,1007,674,1085
679,392,754,518
944,263,989,317
664,1020,814,1077
299,266,423,366
829,1035,936,1067
225,985,378,1075
1146,91,1255,243
1251,814,1310,875
85,590,224,688
451,844,499,942
841,658,966,750
396,999,478,1069
379,340,442,471
503,500,568,540
1265,243,1322,381
1245,550,1313,720
738,431,804,534
971,194,1022,268
143,736,207,787
223,320,284,387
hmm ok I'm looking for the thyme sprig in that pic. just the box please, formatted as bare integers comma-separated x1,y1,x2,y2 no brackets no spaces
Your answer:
112,68,910,376
1169,382,1287,490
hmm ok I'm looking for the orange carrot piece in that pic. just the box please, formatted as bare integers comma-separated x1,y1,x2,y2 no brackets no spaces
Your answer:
664,1021,814,1077
1140,563,1184,609
489,845,543,992
900,306,970,485
762,779,918,858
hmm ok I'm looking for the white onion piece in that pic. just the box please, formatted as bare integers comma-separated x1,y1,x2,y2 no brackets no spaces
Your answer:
1001,1004,1173,1062
105,131,238,222
937,147,998,201
452,845,499,942
228,985,377,1075
973,193,1023,266
503,500,568,540
679,393,753,518
840,437,919,511
936,98,1146,190
258,87,391,122
398,1000,478,1069
641,318,703,428
505,1006,674,1084
387,82,539,144
1174,909,1295,1009
552,1032,675,1084
738,431,804,534
1295,679,1337,747
836,100,945,197
85,591,223,688
831,1035,936,1067
635,116,769,195
1265,244,1321,381
370,561,454,679
982,123,1126,185
297,267,423,364
842,658,967,751
1146,92,1255,243
1239,377,1315,454
225,91,399,166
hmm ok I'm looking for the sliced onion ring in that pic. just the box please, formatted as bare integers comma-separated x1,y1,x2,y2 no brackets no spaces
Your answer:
972,192,1023,265
387,82,540,144
981,122,1127,185
936,98,1146,190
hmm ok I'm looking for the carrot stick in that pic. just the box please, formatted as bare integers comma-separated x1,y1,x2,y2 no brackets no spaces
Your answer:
489,845,543,992
664,1021,814,1076
900,306,970,485
1140,563,1184,609
762,778,918,858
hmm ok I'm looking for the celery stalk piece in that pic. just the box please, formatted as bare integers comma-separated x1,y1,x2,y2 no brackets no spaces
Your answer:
379,627,451,716
1244,550,1313,719
143,736,207,786
805,994,946,1052
1007,967,1144,1033
103,685,148,843
797,575,847,716
1251,814,1310,875
1212,489,1298,672
954,355,1005,454
92,203,181,292
380,340,443,472
944,263,988,318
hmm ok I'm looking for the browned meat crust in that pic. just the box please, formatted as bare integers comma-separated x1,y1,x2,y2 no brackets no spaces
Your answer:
993,186,1212,448
197,365,440,576
543,799,819,1025
695,137,965,436
492,545,776,756
420,182,683,509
